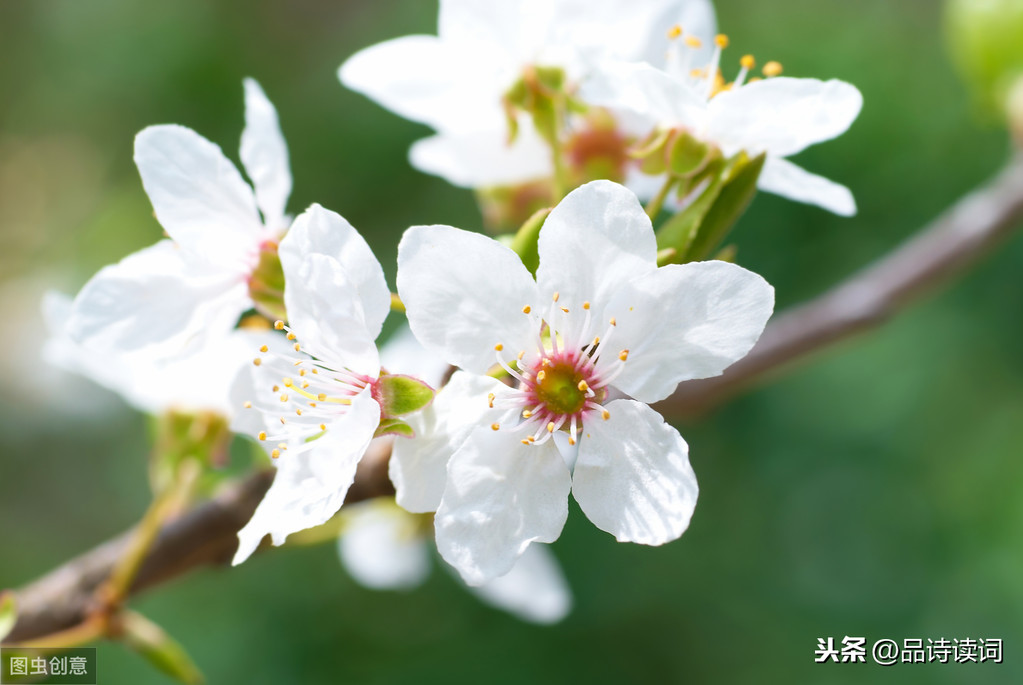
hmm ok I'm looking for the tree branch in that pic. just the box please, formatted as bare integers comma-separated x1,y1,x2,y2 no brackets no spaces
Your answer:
6,154,1023,644
4,440,394,644
656,152,1023,417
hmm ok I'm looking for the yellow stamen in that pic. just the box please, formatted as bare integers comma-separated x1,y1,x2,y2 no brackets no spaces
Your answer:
283,377,293,387
318,393,327,401
537,370,547,382
491,423,500,431
685,36,702,48
619,349,630,362
319,423,326,431
552,291,560,302
667,24,682,40
522,305,531,314
715,34,729,48
578,380,589,392
495,343,504,351
286,332,296,341
568,437,576,446
601,409,610,421
583,301,591,310
258,431,267,441
609,317,617,326
253,358,262,366
740,54,755,70
488,393,495,408
522,410,533,418
243,401,252,409
560,306,569,313
271,449,280,459
547,422,556,433
272,385,280,392
279,394,289,402
762,61,783,77
293,343,301,352
259,345,269,353
274,320,285,330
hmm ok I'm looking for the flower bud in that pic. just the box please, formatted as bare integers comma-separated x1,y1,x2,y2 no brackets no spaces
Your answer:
946,0,1023,116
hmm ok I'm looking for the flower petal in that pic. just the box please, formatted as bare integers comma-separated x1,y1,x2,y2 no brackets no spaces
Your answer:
435,427,571,585
339,35,502,131
409,125,552,189
337,502,431,590
573,399,697,545
535,181,657,331
464,543,572,624
233,388,380,565
390,371,508,513
280,204,390,340
757,157,857,217
604,260,774,403
134,125,264,264
240,78,292,231
581,59,706,130
707,78,863,158
67,240,249,356
283,252,380,376
397,225,539,375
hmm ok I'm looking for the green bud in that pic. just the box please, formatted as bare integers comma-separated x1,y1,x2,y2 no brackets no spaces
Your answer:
150,410,232,495
509,207,551,275
248,240,287,322
946,0,1023,116
375,374,435,417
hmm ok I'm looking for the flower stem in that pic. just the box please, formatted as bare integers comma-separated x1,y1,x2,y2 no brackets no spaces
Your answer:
645,176,677,220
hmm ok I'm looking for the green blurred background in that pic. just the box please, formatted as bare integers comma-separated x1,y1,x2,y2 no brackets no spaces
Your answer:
1,0,1021,683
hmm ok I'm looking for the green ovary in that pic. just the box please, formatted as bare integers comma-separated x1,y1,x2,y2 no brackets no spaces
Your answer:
533,362,586,416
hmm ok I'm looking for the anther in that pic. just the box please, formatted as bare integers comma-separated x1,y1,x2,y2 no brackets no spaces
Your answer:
740,54,755,69
609,317,617,326
517,351,525,360
685,36,702,48
495,343,504,351
259,345,269,353
279,416,287,424
521,439,531,445
258,431,267,441
243,401,252,409
547,422,556,433
296,408,303,415
274,320,285,330
715,34,729,48
537,370,547,382
552,291,560,302
253,358,262,366
762,61,783,77
293,343,301,352
568,437,577,446
522,410,533,418
619,349,630,361
271,449,280,459
299,369,306,376
668,24,682,40
491,423,500,431
279,394,289,402
578,380,589,392
283,377,294,387
317,393,327,401
487,393,495,408
601,409,610,420
272,385,280,392
319,423,326,431
582,301,591,310
286,332,297,341
560,307,569,313
522,305,531,314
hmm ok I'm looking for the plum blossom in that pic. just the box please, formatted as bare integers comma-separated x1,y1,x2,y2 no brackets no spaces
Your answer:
231,203,392,564
340,0,717,190
68,78,295,358
397,180,774,584
338,494,572,624
583,30,863,215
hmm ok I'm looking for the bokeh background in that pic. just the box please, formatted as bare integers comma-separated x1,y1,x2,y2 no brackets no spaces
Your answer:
1,0,1021,683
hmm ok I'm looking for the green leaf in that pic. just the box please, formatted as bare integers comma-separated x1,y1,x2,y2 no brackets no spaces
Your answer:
683,151,765,262
509,207,551,275
119,611,204,684
375,418,416,439
0,591,17,642
655,158,727,262
376,374,435,417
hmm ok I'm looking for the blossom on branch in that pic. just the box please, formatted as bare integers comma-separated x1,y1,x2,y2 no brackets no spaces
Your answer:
397,180,775,584
68,79,295,359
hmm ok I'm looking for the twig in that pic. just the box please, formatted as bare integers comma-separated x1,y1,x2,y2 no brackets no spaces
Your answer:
6,154,1023,644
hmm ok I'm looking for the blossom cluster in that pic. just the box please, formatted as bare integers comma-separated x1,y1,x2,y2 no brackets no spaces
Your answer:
46,0,861,622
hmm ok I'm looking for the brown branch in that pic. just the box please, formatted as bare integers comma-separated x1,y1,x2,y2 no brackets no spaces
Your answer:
6,154,1023,644
656,152,1023,417
4,440,394,644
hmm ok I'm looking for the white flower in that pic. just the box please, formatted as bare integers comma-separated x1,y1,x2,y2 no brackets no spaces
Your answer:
232,203,391,565
583,33,863,215
396,180,774,584
67,78,294,358
340,0,717,189
338,498,572,624
42,291,268,418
